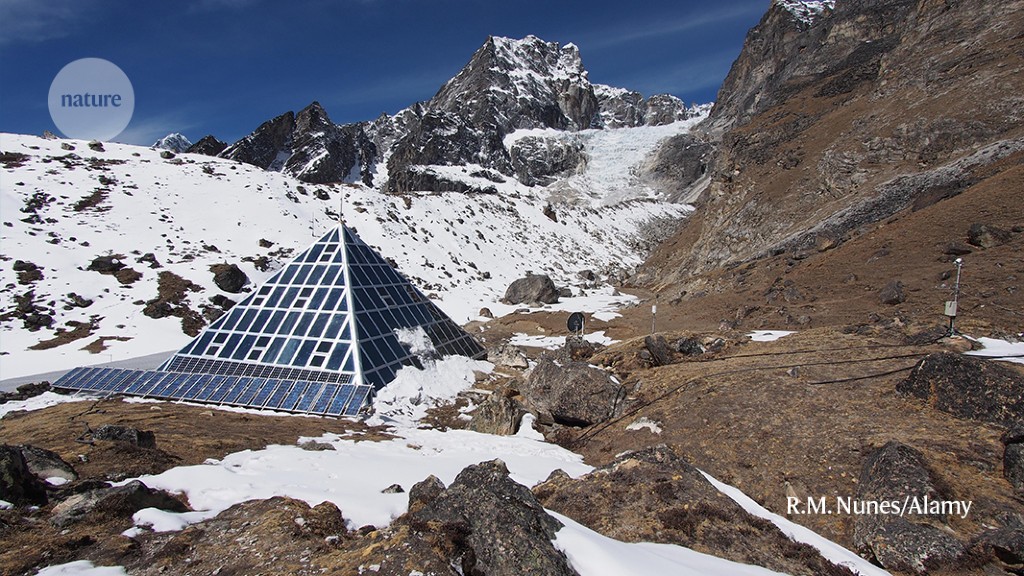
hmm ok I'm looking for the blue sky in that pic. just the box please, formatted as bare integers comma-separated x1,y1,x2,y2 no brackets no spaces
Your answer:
0,0,768,146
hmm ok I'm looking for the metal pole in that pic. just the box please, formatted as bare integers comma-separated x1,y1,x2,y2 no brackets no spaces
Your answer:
651,298,657,335
950,258,963,336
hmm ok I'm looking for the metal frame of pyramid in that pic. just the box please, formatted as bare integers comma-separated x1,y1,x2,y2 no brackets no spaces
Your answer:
53,226,486,416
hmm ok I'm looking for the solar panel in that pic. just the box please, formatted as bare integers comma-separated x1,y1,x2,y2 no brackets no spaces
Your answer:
53,367,370,417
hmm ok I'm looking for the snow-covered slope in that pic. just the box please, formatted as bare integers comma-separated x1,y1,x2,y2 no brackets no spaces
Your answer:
0,133,689,380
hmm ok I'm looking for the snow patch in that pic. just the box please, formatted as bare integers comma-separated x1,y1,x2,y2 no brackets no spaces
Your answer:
34,561,128,576
367,355,493,427
510,330,616,350
701,471,892,576
552,511,788,576
964,336,1024,365
625,417,662,434
748,330,796,342
0,391,88,419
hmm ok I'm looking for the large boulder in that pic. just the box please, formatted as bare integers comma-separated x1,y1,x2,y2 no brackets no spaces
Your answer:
967,223,1012,248
17,445,77,484
92,424,157,448
522,358,625,426
50,479,188,527
502,274,559,305
210,263,249,294
400,459,578,576
1002,426,1024,494
0,445,48,506
535,445,854,576
467,389,526,436
896,352,1024,426
853,442,966,573
878,279,906,305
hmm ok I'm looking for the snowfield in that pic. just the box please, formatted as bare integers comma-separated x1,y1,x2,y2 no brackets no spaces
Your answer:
0,131,691,381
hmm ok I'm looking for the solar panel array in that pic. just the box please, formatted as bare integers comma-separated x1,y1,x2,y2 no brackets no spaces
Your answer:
53,366,371,416
51,225,486,417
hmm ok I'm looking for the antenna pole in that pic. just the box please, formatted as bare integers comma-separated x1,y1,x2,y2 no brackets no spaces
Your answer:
949,258,963,336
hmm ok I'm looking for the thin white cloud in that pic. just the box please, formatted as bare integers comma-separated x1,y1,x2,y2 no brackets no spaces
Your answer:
0,0,86,45
583,3,765,50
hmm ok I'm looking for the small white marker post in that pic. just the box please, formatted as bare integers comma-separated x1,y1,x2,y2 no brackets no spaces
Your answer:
651,299,658,335
945,258,963,336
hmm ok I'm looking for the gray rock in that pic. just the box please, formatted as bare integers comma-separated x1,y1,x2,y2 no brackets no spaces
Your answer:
298,440,335,451
642,133,716,202
644,334,675,366
210,263,249,293
489,342,529,369
381,483,405,494
897,352,1024,426
967,223,1012,248
854,441,966,573
88,255,126,274
522,358,626,427
643,94,689,126
0,444,48,506
401,459,578,576
50,479,187,527
92,424,157,448
18,445,77,484
1002,426,1024,494
503,274,559,305
478,307,494,319
407,475,446,513
467,390,526,436
509,135,584,186
942,241,973,256
879,279,906,305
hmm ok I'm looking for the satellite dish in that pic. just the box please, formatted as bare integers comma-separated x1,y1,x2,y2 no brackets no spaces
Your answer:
567,312,585,334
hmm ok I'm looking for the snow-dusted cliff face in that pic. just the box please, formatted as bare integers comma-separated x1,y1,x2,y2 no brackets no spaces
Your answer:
210,35,705,199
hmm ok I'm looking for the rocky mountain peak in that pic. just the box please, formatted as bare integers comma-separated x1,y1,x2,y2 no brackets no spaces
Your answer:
185,135,227,157
152,133,193,153
294,101,333,135
428,35,599,132
220,110,296,170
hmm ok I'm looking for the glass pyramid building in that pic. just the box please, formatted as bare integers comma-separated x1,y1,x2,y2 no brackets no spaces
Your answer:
53,226,486,416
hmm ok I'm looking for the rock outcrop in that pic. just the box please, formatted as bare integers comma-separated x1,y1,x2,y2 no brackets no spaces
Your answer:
535,445,855,576
522,358,625,426
502,274,560,305
50,479,188,528
0,444,48,506
400,459,579,576
853,441,966,573
210,263,249,294
896,352,1024,426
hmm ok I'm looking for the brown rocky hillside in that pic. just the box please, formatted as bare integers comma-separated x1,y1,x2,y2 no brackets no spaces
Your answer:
635,0,1024,336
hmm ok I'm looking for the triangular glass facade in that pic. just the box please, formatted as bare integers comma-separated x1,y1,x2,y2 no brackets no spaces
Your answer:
163,226,485,388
